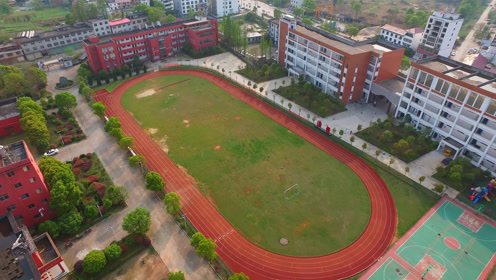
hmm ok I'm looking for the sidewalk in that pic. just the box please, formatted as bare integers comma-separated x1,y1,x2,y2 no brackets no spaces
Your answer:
154,52,458,199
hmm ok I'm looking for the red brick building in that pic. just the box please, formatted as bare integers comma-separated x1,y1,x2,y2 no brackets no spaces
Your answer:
0,98,22,137
83,17,218,74
0,43,26,65
0,212,69,280
277,16,404,104
0,141,55,228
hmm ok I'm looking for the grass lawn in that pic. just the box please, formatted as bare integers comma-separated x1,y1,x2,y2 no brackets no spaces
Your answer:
121,75,371,257
0,7,68,34
92,77,133,92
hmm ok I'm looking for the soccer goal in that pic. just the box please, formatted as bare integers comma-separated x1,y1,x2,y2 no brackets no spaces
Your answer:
284,184,301,200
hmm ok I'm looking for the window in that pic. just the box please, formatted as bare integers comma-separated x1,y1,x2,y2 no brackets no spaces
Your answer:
21,193,29,200
28,204,35,209
29,178,36,183
6,171,15,177
34,213,42,219
0,194,9,201
14,183,22,189
36,188,42,194
22,166,29,172
6,205,16,211
41,198,48,203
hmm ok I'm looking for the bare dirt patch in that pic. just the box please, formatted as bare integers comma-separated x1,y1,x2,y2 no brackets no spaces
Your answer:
213,145,221,150
177,165,200,186
294,222,310,235
183,119,190,128
148,128,158,135
153,135,169,154
103,250,168,280
136,89,156,99
245,188,252,195
207,189,219,208
235,116,241,120
278,175,286,183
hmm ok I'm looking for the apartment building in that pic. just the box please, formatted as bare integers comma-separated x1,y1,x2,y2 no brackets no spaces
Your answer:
395,56,496,171
156,0,174,10
0,98,22,137
278,15,404,104
107,0,119,11
0,43,26,65
84,17,218,74
0,141,55,228
268,18,279,45
109,18,133,34
0,212,69,280
86,18,111,37
416,11,463,59
290,0,302,8
211,0,238,17
380,24,423,51
174,0,207,17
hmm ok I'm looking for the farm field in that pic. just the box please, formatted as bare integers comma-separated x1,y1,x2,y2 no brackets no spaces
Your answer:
121,75,371,257
0,7,68,35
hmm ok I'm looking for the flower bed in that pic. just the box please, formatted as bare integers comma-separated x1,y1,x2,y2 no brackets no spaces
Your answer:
236,62,287,83
48,110,85,147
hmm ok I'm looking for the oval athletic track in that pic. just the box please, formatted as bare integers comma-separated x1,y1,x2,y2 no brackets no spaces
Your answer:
94,69,397,280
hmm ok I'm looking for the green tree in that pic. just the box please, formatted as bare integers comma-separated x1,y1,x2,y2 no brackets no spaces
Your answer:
274,9,282,18
83,250,106,274
119,136,135,150
99,70,109,83
418,175,426,185
389,158,395,166
293,7,304,17
196,238,217,260
128,154,145,167
229,273,250,280
109,128,124,140
103,198,112,209
375,150,381,159
405,166,410,175
122,207,151,235
145,171,166,191
348,27,359,38
351,1,362,19
164,192,181,215
169,271,186,280
190,232,205,247
450,172,461,181
38,220,60,238
84,205,99,219
91,101,107,117
134,3,151,14
165,14,176,22
104,243,122,260
104,186,127,205
301,0,316,15
24,67,47,91
58,211,83,235
361,142,367,152
104,117,122,132
55,92,77,111
400,55,411,70
302,18,313,26
4,73,26,96
350,136,355,145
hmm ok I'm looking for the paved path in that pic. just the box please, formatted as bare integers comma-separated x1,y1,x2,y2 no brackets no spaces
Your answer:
45,69,218,280
94,69,396,280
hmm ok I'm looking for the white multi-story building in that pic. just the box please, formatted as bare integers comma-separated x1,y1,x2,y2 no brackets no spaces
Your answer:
290,0,302,8
107,0,119,11
156,0,174,10
380,24,423,51
277,15,404,104
86,18,111,37
395,56,496,170
174,0,207,17
211,0,238,17
416,11,463,59
268,18,279,45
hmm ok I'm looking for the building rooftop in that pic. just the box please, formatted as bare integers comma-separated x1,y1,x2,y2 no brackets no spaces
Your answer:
0,141,28,168
407,27,424,34
415,56,496,94
16,26,93,44
109,18,131,26
431,11,461,20
0,213,40,280
294,24,400,55
0,98,20,121
382,24,407,35
190,24,214,32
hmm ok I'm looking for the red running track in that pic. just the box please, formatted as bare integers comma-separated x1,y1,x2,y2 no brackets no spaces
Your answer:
94,70,397,280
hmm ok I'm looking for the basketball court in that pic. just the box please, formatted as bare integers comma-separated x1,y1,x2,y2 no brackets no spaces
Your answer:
361,197,496,280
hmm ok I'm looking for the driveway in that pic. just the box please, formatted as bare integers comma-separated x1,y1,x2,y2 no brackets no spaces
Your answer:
45,70,218,280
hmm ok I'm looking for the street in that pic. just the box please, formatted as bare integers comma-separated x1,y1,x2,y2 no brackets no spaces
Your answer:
453,0,496,64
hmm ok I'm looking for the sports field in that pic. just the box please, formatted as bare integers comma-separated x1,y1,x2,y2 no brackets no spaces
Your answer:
362,198,496,280
121,75,371,256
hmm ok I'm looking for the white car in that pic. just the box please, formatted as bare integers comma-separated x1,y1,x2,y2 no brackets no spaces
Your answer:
44,149,59,156
451,52,456,56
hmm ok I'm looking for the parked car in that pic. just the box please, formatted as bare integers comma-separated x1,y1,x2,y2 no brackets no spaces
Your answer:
442,157,453,165
451,52,456,56
44,149,59,156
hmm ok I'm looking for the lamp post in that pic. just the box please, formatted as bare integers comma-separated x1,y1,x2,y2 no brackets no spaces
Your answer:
96,202,104,218
108,224,117,241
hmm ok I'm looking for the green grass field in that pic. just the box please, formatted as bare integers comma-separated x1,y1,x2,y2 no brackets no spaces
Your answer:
0,7,68,34
121,75,371,257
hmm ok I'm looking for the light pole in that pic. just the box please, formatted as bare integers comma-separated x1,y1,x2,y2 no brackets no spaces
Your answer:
108,224,117,241
96,202,104,218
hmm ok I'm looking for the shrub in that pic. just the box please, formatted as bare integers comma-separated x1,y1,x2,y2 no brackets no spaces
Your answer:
72,168,82,176
83,250,106,274
104,243,122,260
434,184,444,193
143,238,152,248
82,160,93,172
119,243,128,252
74,158,84,167
103,199,112,209
86,152,93,158
124,236,134,246
50,144,56,149
74,260,84,272
133,234,143,244
65,123,74,130
84,205,99,219
84,175,99,184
